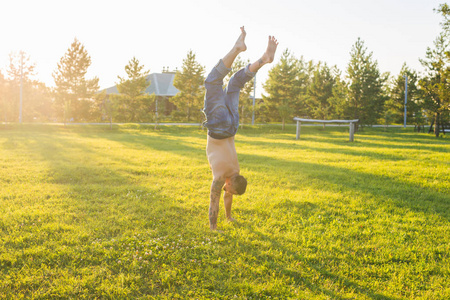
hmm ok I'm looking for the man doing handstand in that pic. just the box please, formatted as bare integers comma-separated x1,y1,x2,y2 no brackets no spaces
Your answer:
203,26,278,230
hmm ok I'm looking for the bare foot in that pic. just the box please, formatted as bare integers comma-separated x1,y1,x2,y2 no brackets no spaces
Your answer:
261,36,278,64
234,26,247,53
227,217,237,222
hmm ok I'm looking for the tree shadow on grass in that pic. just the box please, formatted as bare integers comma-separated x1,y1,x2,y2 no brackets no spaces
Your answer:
230,149,448,294
2,130,195,237
352,139,449,153
221,221,402,300
222,149,448,299
1,129,213,299
238,138,413,162
237,131,449,162
260,125,450,148
223,149,448,298
68,126,207,164
11,126,447,223
356,129,450,145
239,151,450,220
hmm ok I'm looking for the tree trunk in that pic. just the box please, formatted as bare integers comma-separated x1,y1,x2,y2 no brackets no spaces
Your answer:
64,100,68,126
282,118,285,130
354,111,359,132
434,112,440,137
428,120,434,133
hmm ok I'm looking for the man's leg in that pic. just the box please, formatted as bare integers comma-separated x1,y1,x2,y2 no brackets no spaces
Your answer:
226,65,255,94
224,191,235,222
227,35,279,93
204,60,230,110
209,178,225,230
224,35,278,118
203,27,248,133
222,26,247,68
204,26,247,90
204,27,247,111
249,35,279,73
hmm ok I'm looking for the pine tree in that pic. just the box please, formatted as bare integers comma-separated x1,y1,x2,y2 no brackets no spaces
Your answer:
6,51,35,122
172,50,205,122
23,81,53,122
114,57,153,122
436,3,450,31
7,51,35,82
53,38,99,123
386,64,421,126
419,33,450,136
0,71,8,123
345,38,387,126
263,49,304,129
418,5,450,137
328,68,348,119
306,62,336,120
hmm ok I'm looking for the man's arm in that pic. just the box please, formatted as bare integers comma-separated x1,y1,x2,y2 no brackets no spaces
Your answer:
209,178,225,230
223,191,235,222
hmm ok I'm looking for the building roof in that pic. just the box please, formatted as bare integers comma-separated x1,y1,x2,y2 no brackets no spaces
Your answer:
103,72,179,97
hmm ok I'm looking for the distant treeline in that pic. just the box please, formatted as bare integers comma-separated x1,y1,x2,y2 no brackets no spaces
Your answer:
1,5,449,136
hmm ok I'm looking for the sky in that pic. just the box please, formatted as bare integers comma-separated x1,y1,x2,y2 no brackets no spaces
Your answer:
0,0,444,97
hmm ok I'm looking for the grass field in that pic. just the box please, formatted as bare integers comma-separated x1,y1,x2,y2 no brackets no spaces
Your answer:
0,124,449,299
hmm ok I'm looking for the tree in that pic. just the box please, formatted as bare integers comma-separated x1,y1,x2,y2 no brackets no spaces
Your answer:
305,62,336,120
224,56,254,127
417,5,450,137
345,38,387,126
6,52,53,123
419,33,450,136
172,50,205,122
263,49,305,129
328,68,348,119
95,90,113,127
386,64,422,126
0,71,8,123
53,38,99,123
113,57,153,122
436,3,450,31
24,81,53,122
5,51,35,122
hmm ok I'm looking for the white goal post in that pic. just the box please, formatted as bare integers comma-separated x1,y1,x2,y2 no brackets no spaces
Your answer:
293,118,359,142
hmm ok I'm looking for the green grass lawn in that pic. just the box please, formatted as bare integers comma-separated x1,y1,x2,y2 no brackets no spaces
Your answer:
0,124,449,299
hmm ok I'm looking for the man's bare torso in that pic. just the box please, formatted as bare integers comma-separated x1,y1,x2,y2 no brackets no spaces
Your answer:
206,135,239,180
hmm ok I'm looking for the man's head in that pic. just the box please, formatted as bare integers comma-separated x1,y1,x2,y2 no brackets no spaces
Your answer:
223,175,247,195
